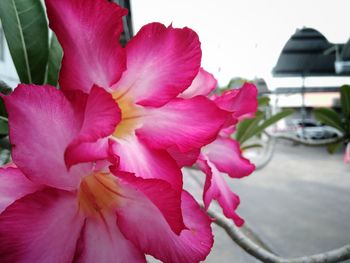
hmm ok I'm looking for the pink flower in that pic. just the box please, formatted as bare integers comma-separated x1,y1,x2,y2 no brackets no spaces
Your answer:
45,0,230,197
0,85,213,262
178,70,258,226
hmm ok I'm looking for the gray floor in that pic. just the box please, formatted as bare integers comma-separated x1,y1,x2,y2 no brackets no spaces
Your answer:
183,141,350,262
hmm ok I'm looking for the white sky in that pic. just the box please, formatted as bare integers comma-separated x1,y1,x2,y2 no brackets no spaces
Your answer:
131,0,350,86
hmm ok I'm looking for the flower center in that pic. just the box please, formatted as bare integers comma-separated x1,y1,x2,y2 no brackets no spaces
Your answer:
78,172,123,217
112,92,142,138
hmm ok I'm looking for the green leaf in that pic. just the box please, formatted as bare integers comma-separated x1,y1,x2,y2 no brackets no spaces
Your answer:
340,85,350,119
235,109,294,145
313,108,345,132
258,96,270,107
251,109,294,136
0,0,48,84
0,84,11,118
234,111,264,144
327,140,344,154
241,143,263,150
0,117,8,135
45,33,63,87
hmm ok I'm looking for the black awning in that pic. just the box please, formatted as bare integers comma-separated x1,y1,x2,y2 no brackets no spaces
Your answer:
273,28,349,77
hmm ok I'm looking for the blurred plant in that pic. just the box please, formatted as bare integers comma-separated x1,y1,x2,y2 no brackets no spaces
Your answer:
233,96,294,150
313,85,350,156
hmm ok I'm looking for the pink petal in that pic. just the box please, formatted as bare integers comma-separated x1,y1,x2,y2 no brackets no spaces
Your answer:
179,68,217,98
109,137,183,192
66,138,110,169
3,84,91,190
202,137,255,178
116,189,213,263
65,86,121,168
167,146,200,167
197,157,244,226
214,82,258,120
0,188,85,262
0,167,41,213
136,96,230,152
45,0,127,92
113,22,201,107
74,212,146,263
112,170,186,235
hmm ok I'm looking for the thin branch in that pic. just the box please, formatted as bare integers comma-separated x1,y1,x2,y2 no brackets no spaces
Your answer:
207,208,350,263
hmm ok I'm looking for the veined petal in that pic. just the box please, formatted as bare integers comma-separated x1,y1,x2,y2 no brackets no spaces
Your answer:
65,86,121,168
179,68,217,98
65,138,110,169
74,213,145,263
202,137,255,178
167,146,200,167
0,188,85,262
112,170,186,235
0,167,41,213
113,22,201,107
3,84,90,190
136,96,229,152
109,137,183,192
214,82,258,120
197,158,244,226
45,0,127,92
117,190,213,263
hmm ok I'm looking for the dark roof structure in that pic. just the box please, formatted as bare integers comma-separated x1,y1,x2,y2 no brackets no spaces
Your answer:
273,28,350,77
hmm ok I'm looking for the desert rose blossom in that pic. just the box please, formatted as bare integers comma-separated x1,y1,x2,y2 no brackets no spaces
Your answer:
0,85,213,263
45,0,230,194
179,71,258,226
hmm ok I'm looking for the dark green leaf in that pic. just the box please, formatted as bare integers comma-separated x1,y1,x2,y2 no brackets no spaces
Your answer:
0,0,48,84
251,109,294,136
313,108,345,132
340,85,350,119
0,117,8,135
258,96,270,107
0,81,12,94
45,33,63,87
234,111,264,144
241,143,263,150
327,140,344,154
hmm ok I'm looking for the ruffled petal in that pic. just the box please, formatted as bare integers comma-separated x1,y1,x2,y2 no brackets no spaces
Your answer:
109,137,183,192
202,137,255,178
3,84,90,190
214,82,258,120
116,189,213,263
179,68,217,98
197,157,244,226
167,146,200,167
0,188,85,262
136,96,229,152
111,170,186,235
113,22,201,107
0,167,41,213
74,212,145,263
65,86,121,168
45,0,127,92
